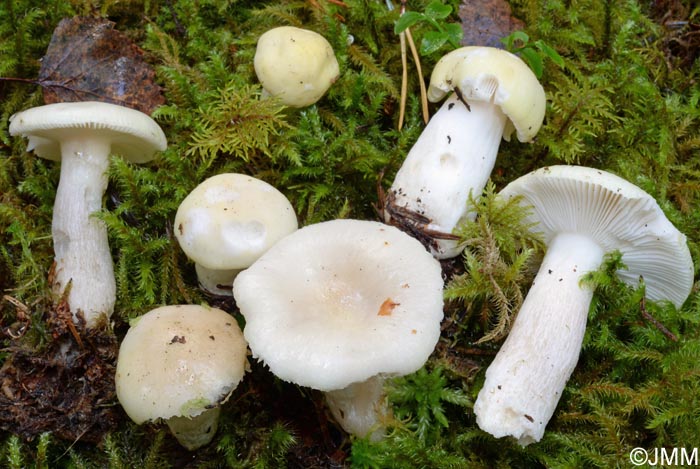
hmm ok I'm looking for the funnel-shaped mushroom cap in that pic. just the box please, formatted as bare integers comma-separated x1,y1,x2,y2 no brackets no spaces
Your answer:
174,173,298,270
254,26,340,107
427,46,545,142
500,165,694,307
233,219,444,392
9,101,167,163
115,305,248,424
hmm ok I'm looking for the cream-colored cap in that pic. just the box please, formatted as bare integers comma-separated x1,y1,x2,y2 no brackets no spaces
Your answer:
254,26,340,107
9,101,167,163
233,219,444,392
115,304,248,424
174,173,298,271
427,46,546,142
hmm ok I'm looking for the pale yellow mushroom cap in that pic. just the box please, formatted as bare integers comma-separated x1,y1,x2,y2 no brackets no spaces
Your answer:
115,305,248,424
174,173,298,271
427,46,546,142
254,26,340,107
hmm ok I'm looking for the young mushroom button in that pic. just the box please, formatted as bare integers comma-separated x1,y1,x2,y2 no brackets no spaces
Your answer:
383,46,546,258
474,165,694,446
8,101,167,327
254,26,340,107
174,173,298,296
115,304,248,451
232,219,444,441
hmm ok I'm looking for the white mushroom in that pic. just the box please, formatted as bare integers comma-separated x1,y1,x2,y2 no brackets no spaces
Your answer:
232,219,444,440
9,101,167,327
474,165,694,446
174,173,298,295
383,46,546,258
115,304,248,450
254,26,340,107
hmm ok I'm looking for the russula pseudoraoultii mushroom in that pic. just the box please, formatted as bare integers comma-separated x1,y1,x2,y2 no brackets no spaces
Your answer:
254,25,340,107
233,219,444,440
174,173,298,295
383,46,546,258
115,304,248,450
9,101,167,327
474,165,694,446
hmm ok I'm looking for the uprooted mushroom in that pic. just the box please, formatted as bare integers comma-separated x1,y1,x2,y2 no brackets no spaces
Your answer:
9,101,167,327
383,46,546,258
474,165,694,446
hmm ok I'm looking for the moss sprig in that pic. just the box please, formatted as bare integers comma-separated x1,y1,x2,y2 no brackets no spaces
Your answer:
444,182,544,343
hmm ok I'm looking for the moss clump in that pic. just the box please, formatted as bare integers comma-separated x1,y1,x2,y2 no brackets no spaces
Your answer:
0,0,698,467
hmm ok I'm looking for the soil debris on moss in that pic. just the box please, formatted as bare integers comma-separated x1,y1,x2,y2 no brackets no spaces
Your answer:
0,296,119,444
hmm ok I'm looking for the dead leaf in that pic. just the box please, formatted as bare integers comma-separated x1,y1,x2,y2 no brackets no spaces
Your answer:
38,16,165,114
458,0,525,48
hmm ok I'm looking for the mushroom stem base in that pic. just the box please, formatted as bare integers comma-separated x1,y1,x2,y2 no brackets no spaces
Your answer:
195,263,242,296
474,232,604,445
325,375,390,442
166,407,221,451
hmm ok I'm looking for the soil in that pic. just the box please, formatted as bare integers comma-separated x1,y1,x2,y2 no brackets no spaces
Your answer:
0,298,119,444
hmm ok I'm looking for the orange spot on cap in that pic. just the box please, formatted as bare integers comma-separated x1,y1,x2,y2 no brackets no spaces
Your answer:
378,298,400,316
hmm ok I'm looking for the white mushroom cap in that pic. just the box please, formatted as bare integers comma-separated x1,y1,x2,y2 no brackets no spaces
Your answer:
9,101,167,163
500,165,693,307
174,173,298,271
427,46,546,142
115,304,248,424
232,219,444,392
254,26,340,107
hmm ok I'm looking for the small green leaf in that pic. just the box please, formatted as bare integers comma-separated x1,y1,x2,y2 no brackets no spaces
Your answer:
424,1,452,20
534,40,566,68
500,30,530,50
420,31,449,55
394,11,424,34
518,47,544,78
444,22,464,47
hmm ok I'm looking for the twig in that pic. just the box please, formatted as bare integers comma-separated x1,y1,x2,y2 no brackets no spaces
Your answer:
640,295,678,342
398,29,408,129
390,0,430,129
403,26,429,124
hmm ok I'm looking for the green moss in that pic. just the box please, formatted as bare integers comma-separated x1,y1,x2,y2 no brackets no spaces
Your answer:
0,0,698,466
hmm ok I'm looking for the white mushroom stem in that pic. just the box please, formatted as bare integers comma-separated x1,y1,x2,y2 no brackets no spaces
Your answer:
325,375,390,442
194,264,242,296
165,407,221,451
51,137,115,327
385,93,507,259
474,232,604,446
